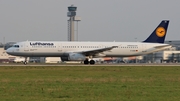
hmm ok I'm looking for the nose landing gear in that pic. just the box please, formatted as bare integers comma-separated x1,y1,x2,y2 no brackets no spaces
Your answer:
23,57,28,65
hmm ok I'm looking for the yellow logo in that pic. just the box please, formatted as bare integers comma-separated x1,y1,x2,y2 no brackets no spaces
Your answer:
156,27,166,37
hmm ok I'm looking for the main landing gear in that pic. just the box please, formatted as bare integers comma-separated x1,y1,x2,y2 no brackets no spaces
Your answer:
84,59,95,65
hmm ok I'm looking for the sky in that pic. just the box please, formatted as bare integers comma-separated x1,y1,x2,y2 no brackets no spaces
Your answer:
0,0,180,43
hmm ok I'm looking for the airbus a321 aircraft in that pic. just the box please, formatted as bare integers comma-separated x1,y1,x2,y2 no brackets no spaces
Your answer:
6,20,171,65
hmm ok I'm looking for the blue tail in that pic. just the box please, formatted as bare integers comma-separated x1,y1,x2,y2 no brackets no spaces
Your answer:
143,20,169,43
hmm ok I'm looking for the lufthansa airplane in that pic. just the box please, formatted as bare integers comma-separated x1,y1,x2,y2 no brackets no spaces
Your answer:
6,20,171,65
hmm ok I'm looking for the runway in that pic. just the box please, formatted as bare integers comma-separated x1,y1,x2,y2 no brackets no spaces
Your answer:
1,63,180,66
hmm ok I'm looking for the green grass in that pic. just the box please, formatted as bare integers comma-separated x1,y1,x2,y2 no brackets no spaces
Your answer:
0,66,180,101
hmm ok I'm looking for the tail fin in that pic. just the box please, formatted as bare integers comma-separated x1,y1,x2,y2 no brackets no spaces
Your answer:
143,20,169,43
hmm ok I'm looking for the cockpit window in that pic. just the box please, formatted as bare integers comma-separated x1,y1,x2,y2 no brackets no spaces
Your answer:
13,45,19,48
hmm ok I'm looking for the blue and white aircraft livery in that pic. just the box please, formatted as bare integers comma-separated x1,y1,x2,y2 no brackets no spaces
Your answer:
6,20,171,65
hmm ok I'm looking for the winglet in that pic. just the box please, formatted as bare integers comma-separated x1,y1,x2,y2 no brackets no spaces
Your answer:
143,20,169,43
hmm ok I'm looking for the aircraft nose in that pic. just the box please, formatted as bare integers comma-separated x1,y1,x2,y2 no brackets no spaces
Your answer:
6,48,13,55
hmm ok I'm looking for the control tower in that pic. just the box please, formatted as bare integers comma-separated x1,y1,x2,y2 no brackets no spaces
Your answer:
67,5,81,41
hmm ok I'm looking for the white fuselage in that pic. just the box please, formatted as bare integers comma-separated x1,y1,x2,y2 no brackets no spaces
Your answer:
6,41,171,58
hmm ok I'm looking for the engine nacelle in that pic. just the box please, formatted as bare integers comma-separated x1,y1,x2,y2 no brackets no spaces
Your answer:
61,53,86,61
60,56,69,61
68,53,86,61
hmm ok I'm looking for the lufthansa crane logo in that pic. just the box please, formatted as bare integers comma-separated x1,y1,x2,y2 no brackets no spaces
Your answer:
156,27,166,37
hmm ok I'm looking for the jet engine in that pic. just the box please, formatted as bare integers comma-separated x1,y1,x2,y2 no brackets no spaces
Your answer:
61,53,86,61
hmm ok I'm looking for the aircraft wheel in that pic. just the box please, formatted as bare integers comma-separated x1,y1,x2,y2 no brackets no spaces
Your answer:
24,61,27,65
84,59,89,64
90,60,95,65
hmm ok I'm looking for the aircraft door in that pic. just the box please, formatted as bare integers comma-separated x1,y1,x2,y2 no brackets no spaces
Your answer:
58,43,62,52
24,42,29,52
99,44,104,48
142,44,147,53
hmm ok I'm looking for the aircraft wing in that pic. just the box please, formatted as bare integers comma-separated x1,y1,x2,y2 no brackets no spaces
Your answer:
154,44,171,49
76,46,118,56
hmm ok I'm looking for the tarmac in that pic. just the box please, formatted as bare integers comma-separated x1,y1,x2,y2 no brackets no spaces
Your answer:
0,63,180,66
